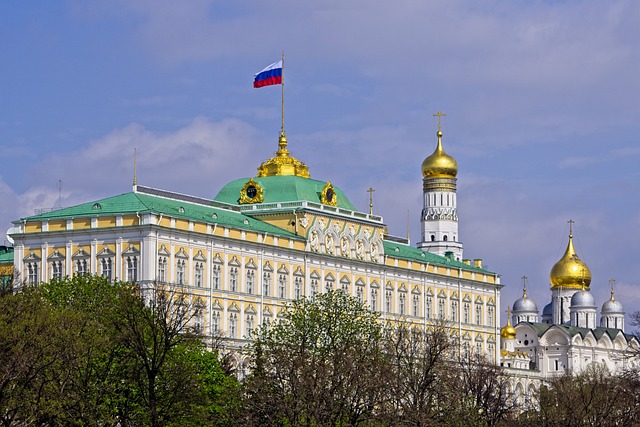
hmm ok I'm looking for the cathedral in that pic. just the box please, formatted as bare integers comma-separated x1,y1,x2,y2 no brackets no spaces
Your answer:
8,118,502,369
499,224,639,404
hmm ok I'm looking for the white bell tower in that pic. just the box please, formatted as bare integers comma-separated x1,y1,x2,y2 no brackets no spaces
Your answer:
417,112,463,260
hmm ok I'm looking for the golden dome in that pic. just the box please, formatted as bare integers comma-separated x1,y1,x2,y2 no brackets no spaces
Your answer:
257,132,310,178
500,322,516,340
550,229,591,290
421,129,458,178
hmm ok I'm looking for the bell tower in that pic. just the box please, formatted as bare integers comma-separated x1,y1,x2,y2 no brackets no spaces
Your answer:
417,112,463,260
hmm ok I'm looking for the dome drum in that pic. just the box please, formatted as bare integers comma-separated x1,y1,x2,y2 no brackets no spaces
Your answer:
423,177,457,192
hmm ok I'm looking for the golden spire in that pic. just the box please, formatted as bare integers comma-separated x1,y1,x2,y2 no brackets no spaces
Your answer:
549,220,592,290
421,112,458,178
610,278,616,301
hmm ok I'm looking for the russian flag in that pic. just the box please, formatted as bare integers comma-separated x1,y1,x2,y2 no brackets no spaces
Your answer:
253,60,283,88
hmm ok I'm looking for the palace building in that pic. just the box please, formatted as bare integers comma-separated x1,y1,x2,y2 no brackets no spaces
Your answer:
8,121,503,367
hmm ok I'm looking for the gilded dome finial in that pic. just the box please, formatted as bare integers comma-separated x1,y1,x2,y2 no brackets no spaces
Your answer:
610,278,616,301
256,130,310,178
521,275,528,298
550,221,592,290
421,112,458,179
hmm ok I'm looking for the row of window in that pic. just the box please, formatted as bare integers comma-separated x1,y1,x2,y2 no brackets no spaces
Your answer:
25,256,495,326
25,256,138,284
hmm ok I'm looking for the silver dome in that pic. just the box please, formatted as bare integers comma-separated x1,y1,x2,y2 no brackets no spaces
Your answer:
570,290,595,308
513,296,539,313
602,298,624,314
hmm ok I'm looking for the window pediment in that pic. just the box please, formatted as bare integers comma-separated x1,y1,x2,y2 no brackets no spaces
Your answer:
47,249,65,260
72,248,89,259
23,252,41,262
175,248,189,259
193,250,207,262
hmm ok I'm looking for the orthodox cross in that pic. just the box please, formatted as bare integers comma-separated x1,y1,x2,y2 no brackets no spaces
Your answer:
433,111,446,131
521,275,528,297
609,278,616,299
568,219,574,236
367,187,375,215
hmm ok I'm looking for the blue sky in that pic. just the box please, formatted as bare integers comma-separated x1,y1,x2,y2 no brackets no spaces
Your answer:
2,0,640,324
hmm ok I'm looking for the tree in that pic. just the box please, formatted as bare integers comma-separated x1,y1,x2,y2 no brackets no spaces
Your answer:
522,365,640,427
109,284,206,427
445,353,515,427
243,290,388,426
380,320,455,426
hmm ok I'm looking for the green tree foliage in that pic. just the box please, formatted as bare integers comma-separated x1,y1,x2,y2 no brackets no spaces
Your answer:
244,290,388,426
0,276,240,427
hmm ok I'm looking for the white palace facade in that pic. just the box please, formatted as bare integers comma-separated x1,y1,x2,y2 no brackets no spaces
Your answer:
10,120,503,368
9,115,637,399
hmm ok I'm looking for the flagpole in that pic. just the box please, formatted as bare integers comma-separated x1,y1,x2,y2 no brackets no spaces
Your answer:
281,51,285,135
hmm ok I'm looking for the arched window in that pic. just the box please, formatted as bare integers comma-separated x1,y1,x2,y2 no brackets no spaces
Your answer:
194,262,203,287
229,267,238,292
263,272,271,296
443,235,448,241
246,269,255,294
157,257,167,282
176,260,185,285
399,293,406,315
212,264,221,290
431,235,435,241
278,274,286,298
371,288,378,311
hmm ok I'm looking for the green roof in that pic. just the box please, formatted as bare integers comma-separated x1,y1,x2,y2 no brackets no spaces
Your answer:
382,240,495,274
523,322,633,341
0,248,14,265
20,190,300,239
214,175,357,211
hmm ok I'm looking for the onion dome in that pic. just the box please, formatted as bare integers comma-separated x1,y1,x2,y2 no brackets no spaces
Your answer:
500,309,517,340
421,129,458,179
257,132,310,178
550,226,591,290
513,280,538,313
570,289,595,308
602,288,624,314
602,298,624,314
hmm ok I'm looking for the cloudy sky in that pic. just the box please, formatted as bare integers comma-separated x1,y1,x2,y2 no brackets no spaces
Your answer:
2,0,640,324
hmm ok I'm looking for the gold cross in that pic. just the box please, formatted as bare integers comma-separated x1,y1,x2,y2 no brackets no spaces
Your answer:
433,111,447,131
521,275,528,297
568,219,574,236
367,187,375,215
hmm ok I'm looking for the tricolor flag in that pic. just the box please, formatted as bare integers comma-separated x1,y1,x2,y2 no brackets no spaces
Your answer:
253,60,283,88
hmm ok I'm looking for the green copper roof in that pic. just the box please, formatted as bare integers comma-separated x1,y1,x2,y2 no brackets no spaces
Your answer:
0,248,14,265
382,241,495,274
522,322,634,341
214,175,357,211
19,190,300,239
